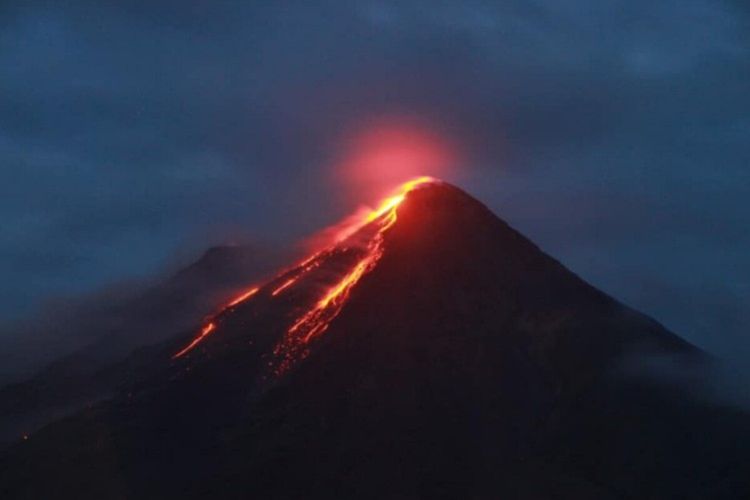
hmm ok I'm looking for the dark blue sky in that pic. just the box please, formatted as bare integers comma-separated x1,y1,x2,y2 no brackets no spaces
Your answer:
1,1,748,359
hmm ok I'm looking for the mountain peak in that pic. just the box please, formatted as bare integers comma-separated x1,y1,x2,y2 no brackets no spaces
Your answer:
164,177,687,380
390,179,531,253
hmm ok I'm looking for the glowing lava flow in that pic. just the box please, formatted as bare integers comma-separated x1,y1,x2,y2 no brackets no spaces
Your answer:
227,286,260,307
172,286,259,359
171,177,435,369
271,176,433,375
170,253,325,359
271,278,297,296
173,322,217,359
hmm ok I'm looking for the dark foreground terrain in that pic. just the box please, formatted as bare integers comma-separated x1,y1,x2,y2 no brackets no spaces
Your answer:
2,182,748,499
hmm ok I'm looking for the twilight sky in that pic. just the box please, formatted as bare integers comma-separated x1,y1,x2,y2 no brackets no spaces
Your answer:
1,1,748,360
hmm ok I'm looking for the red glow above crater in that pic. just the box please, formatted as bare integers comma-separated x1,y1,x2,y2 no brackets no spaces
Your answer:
336,119,457,196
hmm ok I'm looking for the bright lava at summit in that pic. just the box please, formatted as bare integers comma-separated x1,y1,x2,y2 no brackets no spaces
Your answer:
172,176,436,373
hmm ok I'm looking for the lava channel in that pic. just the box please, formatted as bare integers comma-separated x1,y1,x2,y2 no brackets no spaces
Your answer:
171,177,435,373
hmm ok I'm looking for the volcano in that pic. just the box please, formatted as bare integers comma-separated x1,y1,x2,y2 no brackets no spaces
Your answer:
1,179,748,499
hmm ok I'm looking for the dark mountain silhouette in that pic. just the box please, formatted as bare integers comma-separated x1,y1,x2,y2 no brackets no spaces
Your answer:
1,181,748,499
0,244,287,447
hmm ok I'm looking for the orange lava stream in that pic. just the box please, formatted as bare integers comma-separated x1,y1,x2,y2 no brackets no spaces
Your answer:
171,176,435,367
271,277,297,296
172,286,259,359
226,286,260,307
173,322,217,359
271,176,433,375
332,176,433,242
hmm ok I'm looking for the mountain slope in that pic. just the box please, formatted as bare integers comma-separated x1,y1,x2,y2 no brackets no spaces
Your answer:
0,244,287,447
1,180,748,499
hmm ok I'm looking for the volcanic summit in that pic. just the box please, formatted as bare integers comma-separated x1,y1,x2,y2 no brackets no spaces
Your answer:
1,179,748,499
